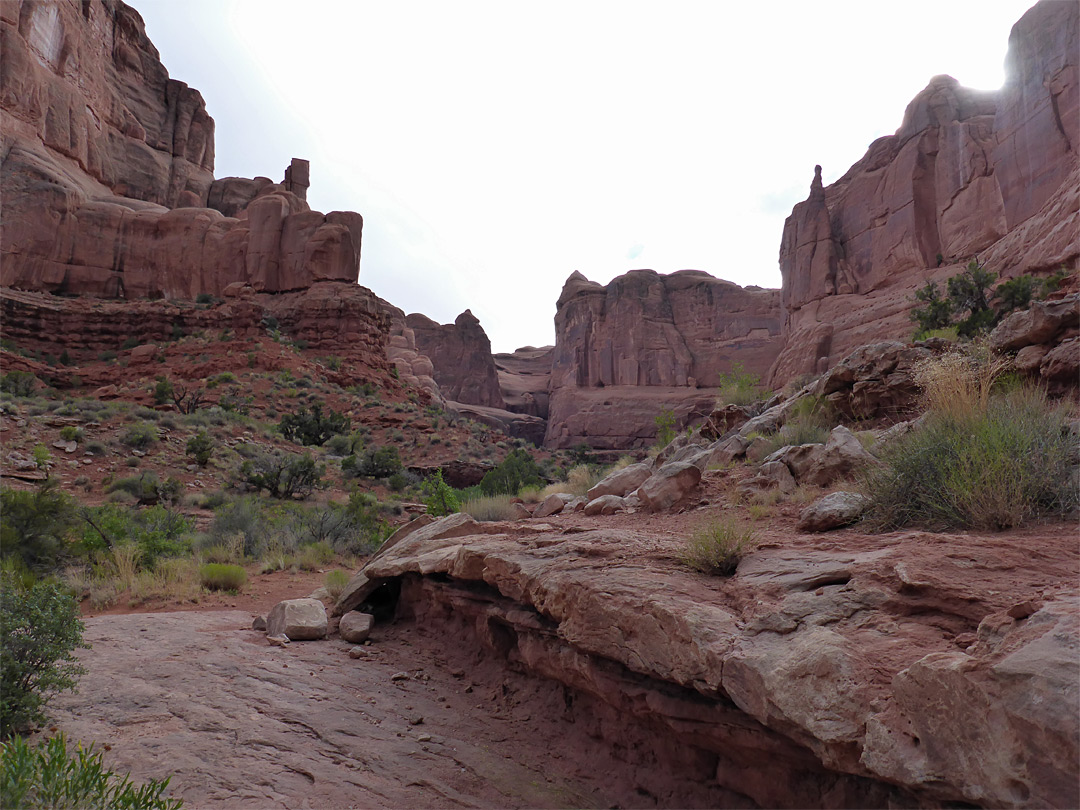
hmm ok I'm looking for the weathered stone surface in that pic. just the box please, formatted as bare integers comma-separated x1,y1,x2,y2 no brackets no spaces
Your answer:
803,426,880,487
1040,336,1080,381
989,293,1080,352
738,460,796,495
763,443,824,482
582,494,627,516
768,1,1079,388
547,269,781,448
1,1,362,299
339,611,374,643
814,342,934,420
445,400,547,447
706,434,749,467
636,462,702,512
494,346,552,419
587,463,653,501
534,493,572,519
407,310,505,409
798,491,870,532
266,598,327,641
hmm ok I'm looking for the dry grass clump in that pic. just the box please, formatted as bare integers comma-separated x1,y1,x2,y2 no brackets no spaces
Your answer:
913,344,1010,420
199,563,247,592
679,518,757,576
862,384,1075,531
324,569,350,600
541,464,603,498
461,494,519,522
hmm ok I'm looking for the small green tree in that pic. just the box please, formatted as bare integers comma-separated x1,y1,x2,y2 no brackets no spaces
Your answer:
0,574,88,737
185,431,214,467
279,404,351,447
239,452,323,499
422,470,460,517
911,281,954,336
993,275,1037,317
479,448,544,496
0,484,80,573
153,376,174,406
0,371,37,397
654,409,677,448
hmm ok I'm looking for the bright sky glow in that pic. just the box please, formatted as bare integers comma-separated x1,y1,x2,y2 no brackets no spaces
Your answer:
132,0,1036,352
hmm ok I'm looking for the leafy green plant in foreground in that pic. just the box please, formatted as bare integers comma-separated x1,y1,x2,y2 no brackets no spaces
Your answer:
1,733,181,809
0,574,87,737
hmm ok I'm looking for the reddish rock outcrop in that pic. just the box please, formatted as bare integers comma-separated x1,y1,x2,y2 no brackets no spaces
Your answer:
547,269,782,449
1,0,362,299
405,310,505,409
494,345,553,419
769,0,1079,388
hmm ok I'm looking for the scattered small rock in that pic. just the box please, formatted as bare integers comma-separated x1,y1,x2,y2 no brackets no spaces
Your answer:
391,671,410,681
267,634,290,647
348,646,366,659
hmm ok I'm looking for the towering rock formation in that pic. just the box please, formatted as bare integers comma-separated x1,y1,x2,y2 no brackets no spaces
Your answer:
405,310,505,409
1,0,362,300
769,0,1079,386
546,269,782,449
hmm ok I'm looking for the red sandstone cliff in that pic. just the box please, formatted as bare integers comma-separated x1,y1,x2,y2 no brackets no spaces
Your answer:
768,0,1079,386
405,310,506,409
0,0,362,299
546,269,782,449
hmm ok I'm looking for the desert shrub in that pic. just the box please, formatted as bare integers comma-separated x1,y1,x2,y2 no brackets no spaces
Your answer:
861,386,1076,531
387,471,412,492
680,518,757,576
325,569,349,600
199,563,247,592
1,734,181,809
717,362,765,406
83,441,105,459
104,474,182,507
422,470,460,517
239,452,323,499
461,494,518,522
279,404,350,447
120,423,157,450
517,485,544,504
479,448,543,496
0,371,37,397
325,431,364,456
185,431,214,466
293,541,335,571
758,396,835,457
80,504,193,568
0,484,81,573
344,445,402,479
0,574,87,737
543,464,603,497
58,426,83,443
654,409,676,448
202,497,263,557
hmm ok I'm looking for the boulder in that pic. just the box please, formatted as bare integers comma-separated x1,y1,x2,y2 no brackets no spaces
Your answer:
707,434,749,467
510,502,533,519
1040,336,1080,382
586,463,653,500
534,493,573,518
266,598,327,641
797,492,870,532
636,462,702,512
764,443,824,482
990,293,1080,352
803,426,880,487
582,494,627,516
339,612,374,643
738,461,796,495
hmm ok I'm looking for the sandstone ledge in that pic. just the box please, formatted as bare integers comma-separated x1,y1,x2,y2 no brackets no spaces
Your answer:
343,517,1079,808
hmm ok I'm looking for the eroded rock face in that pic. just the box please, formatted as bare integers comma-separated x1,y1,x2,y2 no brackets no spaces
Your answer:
494,345,552,419
344,522,1079,808
547,269,782,449
1,0,363,299
768,0,1079,388
406,310,505,409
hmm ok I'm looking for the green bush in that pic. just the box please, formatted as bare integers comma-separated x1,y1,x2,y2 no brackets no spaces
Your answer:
324,569,349,599
422,470,460,517
654,409,676,448
199,563,247,592
0,484,80,573
1,733,182,809
344,445,402,479
80,504,192,567
0,574,87,737
757,395,835,457
680,518,757,576
0,371,37,397
239,452,323,499
717,362,765,406
104,474,182,507
185,431,214,467
861,387,1076,531
58,426,83,443
279,404,350,447
153,377,174,406
120,423,157,450
479,448,543,496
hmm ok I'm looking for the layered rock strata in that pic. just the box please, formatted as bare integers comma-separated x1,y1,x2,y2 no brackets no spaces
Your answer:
337,515,1079,808
547,269,782,449
405,310,505,409
493,345,553,419
769,0,1079,386
1,0,363,299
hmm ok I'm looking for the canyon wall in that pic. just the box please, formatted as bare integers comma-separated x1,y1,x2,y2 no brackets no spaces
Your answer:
405,310,505,409
768,0,1079,386
0,0,363,300
545,269,782,449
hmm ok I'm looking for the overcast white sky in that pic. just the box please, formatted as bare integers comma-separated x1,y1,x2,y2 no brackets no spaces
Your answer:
132,0,1036,353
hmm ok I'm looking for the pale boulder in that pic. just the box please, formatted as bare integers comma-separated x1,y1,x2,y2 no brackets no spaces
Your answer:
266,598,327,641
636,462,702,512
